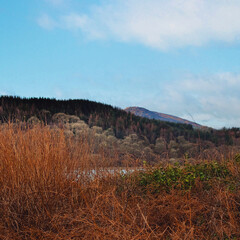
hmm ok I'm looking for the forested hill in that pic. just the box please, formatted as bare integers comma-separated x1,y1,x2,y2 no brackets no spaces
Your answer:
0,96,239,146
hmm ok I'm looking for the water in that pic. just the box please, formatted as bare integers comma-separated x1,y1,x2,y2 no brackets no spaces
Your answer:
72,167,144,180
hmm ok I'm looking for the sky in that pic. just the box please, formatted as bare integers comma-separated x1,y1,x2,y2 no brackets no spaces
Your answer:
1,0,240,128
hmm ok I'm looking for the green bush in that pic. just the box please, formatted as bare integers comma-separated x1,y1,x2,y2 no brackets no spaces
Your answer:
136,161,230,192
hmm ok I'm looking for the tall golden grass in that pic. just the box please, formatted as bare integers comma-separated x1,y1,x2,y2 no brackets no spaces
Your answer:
0,123,239,239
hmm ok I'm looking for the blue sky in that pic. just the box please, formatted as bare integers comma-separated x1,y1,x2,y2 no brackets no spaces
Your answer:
1,0,240,128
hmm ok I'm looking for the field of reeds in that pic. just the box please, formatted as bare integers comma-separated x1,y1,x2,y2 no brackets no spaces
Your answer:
0,123,240,239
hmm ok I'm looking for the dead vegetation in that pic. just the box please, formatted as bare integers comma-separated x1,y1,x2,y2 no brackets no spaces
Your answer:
0,123,240,239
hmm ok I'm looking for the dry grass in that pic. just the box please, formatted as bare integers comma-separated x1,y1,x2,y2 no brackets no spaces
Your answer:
0,124,240,239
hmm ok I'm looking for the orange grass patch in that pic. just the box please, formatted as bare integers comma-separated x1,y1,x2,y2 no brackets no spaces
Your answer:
0,124,239,239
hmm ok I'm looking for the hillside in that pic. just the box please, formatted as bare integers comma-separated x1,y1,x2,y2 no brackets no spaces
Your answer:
0,96,239,160
125,107,201,128
0,96,200,144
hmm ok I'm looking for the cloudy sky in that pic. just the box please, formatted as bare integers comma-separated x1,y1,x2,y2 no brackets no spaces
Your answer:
1,0,240,128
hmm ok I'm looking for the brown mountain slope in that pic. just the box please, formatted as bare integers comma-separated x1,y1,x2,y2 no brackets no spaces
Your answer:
125,107,202,128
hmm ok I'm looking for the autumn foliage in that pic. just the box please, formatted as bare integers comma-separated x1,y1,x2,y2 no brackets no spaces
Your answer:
0,124,240,239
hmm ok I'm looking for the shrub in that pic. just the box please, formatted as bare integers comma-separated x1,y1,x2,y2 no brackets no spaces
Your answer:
136,161,231,192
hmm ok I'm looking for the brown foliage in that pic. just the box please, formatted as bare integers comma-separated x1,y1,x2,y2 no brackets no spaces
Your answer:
0,124,239,239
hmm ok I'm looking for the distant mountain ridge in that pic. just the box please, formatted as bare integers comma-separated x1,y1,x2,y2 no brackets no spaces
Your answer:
125,107,202,128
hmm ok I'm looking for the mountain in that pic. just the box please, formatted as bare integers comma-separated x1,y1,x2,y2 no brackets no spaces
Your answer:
125,107,202,129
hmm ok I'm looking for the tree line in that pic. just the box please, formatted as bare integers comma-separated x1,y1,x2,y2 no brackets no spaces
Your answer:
0,96,239,146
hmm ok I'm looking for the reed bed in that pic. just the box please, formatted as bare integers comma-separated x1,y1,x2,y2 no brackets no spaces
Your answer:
0,124,239,239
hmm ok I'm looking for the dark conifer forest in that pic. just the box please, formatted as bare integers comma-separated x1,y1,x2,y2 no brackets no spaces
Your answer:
0,96,239,148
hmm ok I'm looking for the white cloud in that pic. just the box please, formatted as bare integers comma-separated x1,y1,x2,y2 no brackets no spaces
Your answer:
39,0,240,49
158,73,240,128
45,0,65,7
61,14,88,30
37,14,57,30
